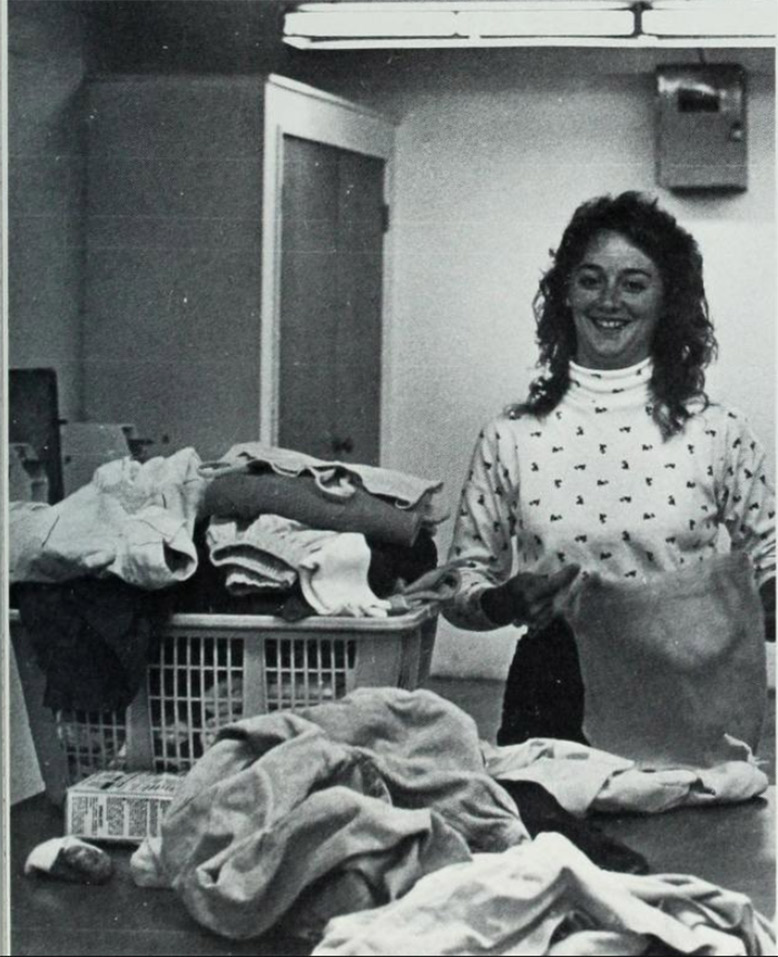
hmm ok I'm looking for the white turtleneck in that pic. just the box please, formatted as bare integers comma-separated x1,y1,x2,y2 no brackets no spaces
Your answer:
444,359,775,630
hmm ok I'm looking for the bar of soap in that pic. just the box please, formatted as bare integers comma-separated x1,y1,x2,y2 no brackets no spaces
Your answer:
24,837,114,885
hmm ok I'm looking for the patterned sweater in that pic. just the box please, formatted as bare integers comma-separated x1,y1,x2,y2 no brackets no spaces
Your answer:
444,357,776,630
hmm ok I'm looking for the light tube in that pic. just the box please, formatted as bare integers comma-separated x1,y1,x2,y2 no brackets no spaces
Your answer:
642,0,775,38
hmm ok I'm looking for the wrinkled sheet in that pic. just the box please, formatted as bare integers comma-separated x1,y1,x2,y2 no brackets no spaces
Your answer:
484,738,768,817
313,832,776,956
154,688,527,940
10,447,206,590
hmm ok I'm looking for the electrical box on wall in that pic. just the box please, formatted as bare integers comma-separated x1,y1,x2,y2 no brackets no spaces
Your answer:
656,65,747,192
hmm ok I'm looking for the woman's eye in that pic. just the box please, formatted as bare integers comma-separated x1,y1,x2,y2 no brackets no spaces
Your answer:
576,274,601,290
623,280,648,294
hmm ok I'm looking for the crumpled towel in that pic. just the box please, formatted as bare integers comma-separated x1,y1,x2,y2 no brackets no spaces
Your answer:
10,447,207,590
559,553,768,769
154,688,527,941
483,738,768,817
312,833,776,956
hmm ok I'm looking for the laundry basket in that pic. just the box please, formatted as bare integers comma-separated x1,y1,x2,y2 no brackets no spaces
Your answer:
9,605,438,796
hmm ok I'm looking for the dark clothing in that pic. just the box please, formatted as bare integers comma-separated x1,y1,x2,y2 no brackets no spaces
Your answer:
495,778,648,875
14,578,167,713
497,616,587,747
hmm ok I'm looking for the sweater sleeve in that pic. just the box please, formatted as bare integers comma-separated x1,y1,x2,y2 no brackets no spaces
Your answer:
442,418,518,630
715,411,775,588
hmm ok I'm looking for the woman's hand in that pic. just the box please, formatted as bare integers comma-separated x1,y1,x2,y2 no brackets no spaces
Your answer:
481,564,581,630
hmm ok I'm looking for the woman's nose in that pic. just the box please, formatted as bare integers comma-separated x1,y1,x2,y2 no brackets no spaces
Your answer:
598,282,622,310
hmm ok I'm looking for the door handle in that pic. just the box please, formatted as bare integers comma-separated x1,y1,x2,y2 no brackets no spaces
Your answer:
332,436,354,455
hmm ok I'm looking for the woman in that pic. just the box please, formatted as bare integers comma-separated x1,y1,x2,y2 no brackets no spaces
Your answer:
443,191,776,745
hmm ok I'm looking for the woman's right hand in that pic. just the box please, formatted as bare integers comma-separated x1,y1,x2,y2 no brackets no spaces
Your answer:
480,564,581,630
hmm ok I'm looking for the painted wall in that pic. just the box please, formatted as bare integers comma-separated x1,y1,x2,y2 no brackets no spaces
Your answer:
298,48,776,678
81,76,264,460
7,0,87,423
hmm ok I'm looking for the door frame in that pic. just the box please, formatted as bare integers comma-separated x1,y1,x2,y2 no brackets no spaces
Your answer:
261,73,397,454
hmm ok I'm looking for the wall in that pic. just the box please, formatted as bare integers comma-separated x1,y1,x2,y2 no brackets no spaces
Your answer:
81,76,264,459
296,48,776,678
7,0,87,423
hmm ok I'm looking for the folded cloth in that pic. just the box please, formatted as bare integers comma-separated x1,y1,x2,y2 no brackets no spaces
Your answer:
206,514,390,615
165,522,288,615
559,553,768,769
156,688,527,941
200,472,432,548
312,833,776,956
206,514,337,592
10,448,207,590
201,442,445,510
298,533,391,618
482,738,768,817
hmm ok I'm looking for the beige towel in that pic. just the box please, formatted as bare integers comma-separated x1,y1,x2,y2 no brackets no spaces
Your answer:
561,553,767,769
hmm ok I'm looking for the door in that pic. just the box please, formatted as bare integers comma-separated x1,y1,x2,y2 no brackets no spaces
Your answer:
278,135,385,464
261,75,396,467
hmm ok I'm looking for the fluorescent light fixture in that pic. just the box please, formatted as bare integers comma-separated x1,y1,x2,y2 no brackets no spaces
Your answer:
284,2,637,48
284,0,776,48
642,1,776,38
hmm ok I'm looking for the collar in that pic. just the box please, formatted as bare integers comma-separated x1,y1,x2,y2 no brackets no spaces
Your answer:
567,357,653,411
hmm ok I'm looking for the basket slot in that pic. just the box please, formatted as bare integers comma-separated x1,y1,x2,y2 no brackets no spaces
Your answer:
179,638,193,757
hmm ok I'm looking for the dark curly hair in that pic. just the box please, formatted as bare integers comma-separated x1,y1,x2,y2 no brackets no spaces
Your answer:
510,191,718,438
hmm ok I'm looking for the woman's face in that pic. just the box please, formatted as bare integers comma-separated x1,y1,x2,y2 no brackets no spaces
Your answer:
567,229,664,370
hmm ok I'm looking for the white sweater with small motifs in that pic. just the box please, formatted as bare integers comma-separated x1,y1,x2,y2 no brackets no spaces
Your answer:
444,357,776,631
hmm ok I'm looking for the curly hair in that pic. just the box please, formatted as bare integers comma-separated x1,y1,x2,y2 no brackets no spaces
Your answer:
510,191,718,438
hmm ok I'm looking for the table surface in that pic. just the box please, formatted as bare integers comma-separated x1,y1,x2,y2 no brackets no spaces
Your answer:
9,788,776,955
597,786,776,917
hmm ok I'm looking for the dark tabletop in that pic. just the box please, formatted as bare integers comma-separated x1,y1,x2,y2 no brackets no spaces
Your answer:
10,787,776,955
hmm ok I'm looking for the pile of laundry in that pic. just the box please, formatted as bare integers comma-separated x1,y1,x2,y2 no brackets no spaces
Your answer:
128,687,774,956
9,444,454,713
196,442,454,618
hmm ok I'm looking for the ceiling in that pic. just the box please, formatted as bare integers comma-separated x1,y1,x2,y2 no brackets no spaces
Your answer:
27,0,772,77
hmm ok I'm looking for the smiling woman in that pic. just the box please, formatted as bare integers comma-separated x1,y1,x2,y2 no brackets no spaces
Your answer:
442,191,776,749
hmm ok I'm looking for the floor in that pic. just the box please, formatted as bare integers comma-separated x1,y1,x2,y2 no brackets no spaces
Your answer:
431,677,777,782
9,679,776,955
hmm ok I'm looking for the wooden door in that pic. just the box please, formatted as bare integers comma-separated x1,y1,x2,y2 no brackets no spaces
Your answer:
278,134,385,465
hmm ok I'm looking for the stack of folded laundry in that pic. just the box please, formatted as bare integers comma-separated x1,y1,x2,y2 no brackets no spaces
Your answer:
196,442,457,619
